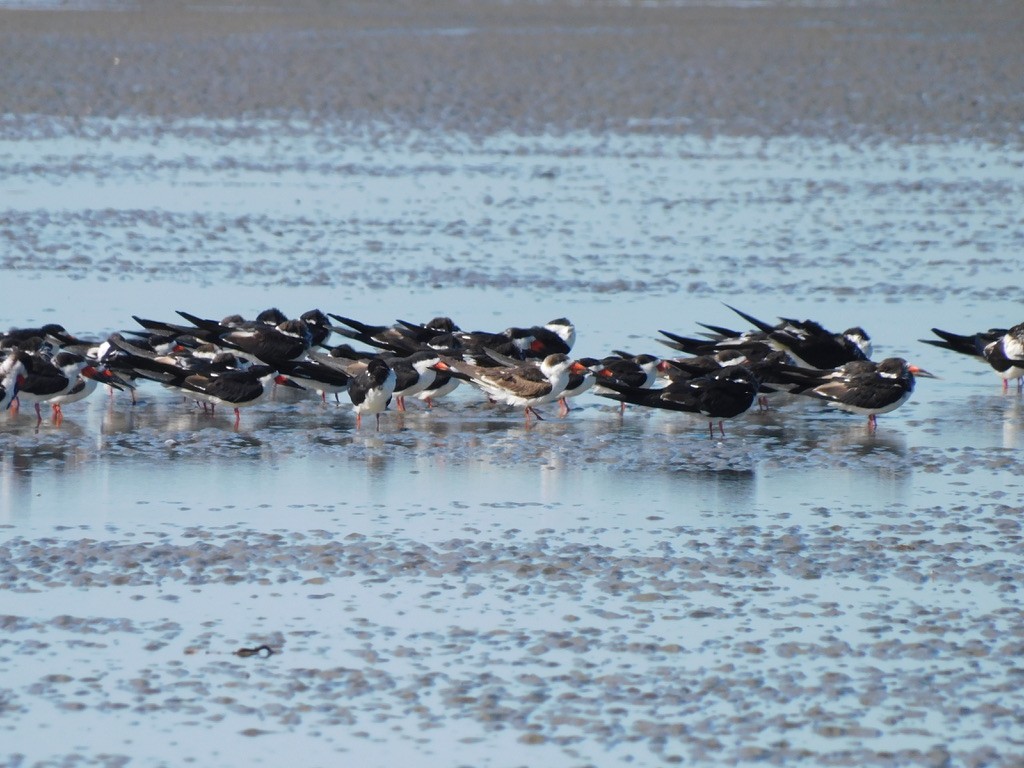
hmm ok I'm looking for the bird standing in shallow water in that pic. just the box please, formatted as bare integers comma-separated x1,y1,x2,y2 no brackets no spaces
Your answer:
789,357,936,431
591,353,662,415
921,323,1024,392
174,365,302,427
1,351,28,413
439,353,587,425
10,350,91,424
348,358,397,430
595,363,760,438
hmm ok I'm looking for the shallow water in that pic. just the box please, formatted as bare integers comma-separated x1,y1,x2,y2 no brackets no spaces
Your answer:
2,118,1024,766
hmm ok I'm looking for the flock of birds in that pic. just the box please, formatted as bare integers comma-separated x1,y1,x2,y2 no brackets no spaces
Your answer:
1,304,1022,436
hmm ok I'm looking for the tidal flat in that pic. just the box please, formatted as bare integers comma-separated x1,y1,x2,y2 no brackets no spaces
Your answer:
2,1,1024,765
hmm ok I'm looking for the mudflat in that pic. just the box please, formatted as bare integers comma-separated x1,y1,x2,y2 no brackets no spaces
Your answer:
4,4,1024,767
1,0,1021,144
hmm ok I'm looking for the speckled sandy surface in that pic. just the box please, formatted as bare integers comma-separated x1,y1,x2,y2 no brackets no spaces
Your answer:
2,0,1023,144
2,1,1024,766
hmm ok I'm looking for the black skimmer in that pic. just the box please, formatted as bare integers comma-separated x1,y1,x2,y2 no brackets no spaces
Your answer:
591,353,662,414
254,307,289,326
662,305,872,370
10,350,91,423
276,354,351,403
541,317,576,352
921,324,1024,391
595,364,760,437
506,318,576,359
176,308,283,334
397,316,460,335
131,313,230,344
356,323,527,370
662,348,801,411
441,335,528,367
439,353,587,424
98,331,187,403
174,365,302,426
434,323,538,362
46,365,130,422
103,334,267,413
386,351,444,412
328,314,431,354
215,319,312,367
477,346,592,416
1,323,79,350
789,357,937,430
740,348,807,409
299,309,334,349
352,342,461,409
558,356,598,416
169,353,261,414
412,368,461,408
328,316,536,373
657,349,748,380
729,305,871,366
347,358,397,430
593,353,661,387
1,352,28,412
103,334,237,381
157,309,316,355
1,376,20,413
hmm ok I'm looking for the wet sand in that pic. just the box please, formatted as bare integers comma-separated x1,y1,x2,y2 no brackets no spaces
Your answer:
1,1,1022,145
3,2,1024,766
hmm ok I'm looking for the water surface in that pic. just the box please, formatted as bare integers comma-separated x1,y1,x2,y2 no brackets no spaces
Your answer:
2,119,1024,766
